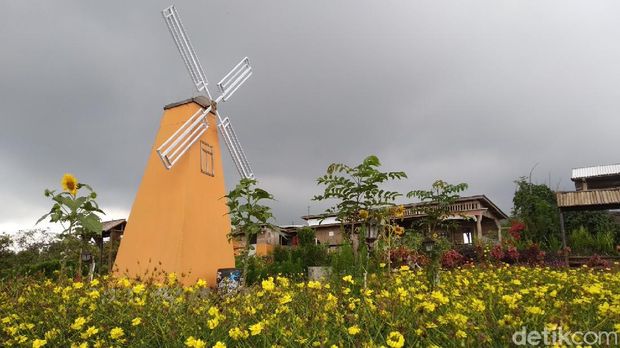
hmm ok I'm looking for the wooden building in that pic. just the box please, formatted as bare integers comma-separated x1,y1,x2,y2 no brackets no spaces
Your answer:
556,164,620,256
302,195,508,249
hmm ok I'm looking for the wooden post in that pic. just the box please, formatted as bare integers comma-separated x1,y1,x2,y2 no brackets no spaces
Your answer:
559,210,568,267
476,215,483,242
495,219,502,243
96,236,104,274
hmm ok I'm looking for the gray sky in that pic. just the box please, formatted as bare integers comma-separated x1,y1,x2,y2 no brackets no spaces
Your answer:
2,1,620,232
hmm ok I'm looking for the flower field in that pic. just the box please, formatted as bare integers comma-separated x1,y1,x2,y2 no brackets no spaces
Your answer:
2,265,620,347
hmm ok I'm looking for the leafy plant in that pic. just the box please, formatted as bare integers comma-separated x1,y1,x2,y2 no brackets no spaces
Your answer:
38,174,104,280
407,180,468,237
511,177,560,247
225,178,275,286
313,155,407,272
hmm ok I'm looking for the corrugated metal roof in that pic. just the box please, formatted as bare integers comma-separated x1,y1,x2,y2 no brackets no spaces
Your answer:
572,164,620,180
556,189,620,209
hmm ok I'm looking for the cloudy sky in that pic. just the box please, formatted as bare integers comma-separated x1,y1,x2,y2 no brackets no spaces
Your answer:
2,1,619,233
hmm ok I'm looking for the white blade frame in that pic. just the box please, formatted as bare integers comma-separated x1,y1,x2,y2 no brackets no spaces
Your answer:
216,57,253,103
162,5,212,98
157,107,210,169
218,115,254,179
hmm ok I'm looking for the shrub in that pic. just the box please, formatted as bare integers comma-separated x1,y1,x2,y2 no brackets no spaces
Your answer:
441,250,464,269
586,254,610,268
519,243,545,266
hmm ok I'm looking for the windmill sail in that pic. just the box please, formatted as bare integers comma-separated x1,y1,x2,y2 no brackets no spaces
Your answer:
157,107,210,169
162,5,211,97
216,57,253,102
218,115,254,179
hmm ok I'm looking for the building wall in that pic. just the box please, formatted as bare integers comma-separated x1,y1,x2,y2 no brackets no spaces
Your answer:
314,225,345,246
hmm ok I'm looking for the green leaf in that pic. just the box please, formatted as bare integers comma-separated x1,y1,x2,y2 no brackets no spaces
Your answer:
79,213,103,235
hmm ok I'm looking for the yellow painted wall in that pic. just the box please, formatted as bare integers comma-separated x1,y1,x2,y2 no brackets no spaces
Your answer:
114,100,234,286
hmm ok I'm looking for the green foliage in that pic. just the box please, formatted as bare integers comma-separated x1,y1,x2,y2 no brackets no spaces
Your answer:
407,180,468,236
225,178,275,285
313,155,407,232
330,243,356,276
38,177,104,279
511,177,560,247
297,227,316,246
565,210,620,242
38,183,104,240
569,226,616,255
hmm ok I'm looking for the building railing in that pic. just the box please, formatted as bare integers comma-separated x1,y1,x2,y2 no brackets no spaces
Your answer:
404,201,481,217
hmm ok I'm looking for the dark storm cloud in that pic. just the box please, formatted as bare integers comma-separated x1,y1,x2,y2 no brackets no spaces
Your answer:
2,1,620,231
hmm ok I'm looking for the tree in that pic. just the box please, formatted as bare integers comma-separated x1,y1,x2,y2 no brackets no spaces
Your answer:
313,155,407,243
407,179,469,236
407,179,467,289
225,178,275,286
313,155,407,273
511,177,562,247
38,174,104,280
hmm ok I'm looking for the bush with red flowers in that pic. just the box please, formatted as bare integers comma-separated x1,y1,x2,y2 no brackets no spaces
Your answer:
508,221,525,241
441,249,464,269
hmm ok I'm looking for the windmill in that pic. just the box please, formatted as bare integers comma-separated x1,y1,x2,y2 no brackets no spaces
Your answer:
114,5,255,286
157,5,254,178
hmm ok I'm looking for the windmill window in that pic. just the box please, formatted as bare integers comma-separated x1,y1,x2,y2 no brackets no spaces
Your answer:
200,141,214,176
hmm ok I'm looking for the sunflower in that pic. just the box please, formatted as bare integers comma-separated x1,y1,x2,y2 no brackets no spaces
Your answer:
61,173,78,195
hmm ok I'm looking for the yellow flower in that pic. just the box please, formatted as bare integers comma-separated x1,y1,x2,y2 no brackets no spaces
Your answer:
386,331,405,348
32,339,47,348
347,325,361,335
196,279,207,288
471,298,485,312
526,306,544,315
307,281,322,289
456,330,467,339
279,293,292,305
342,275,354,284
262,277,276,291
229,327,250,340
358,209,369,219
132,284,145,295
61,173,78,195
117,277,131,288
208,317,219,329
399,265,410,272
208,306,220,317
131,317,142,326
185,336,206,348
71,317,87,330
109,327,124,340
87,290,100,299
250,322,264,336
212,342,226,348
81,326,99,339
167,272,177,285
393,226,405,236
392,205,405,218
44,329,59,341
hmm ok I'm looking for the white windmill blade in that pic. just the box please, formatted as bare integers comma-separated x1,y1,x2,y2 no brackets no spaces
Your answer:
162,5,211,97
216,57,253,103
157,107,211,169
217,115,254,179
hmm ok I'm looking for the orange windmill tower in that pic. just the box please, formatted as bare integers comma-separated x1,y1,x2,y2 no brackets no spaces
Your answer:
114,5,255,286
